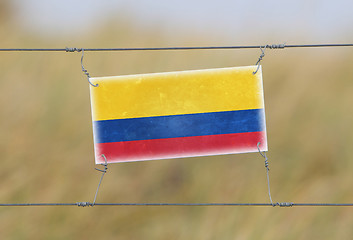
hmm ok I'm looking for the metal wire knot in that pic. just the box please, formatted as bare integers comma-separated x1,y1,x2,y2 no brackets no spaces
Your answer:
65,47,83,52
253,46,266,75
95,154,108,173
253,43,285,75
275,202,294,207
266,44,286,49
65,47,82,52
76,202,92,207
257,142,270,170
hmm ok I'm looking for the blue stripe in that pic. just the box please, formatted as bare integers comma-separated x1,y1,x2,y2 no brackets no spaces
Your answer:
94,109,265,144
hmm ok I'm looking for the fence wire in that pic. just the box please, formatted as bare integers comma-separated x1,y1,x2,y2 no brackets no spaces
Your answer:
1,42,353,207
1,202,353,207
0,43,353,52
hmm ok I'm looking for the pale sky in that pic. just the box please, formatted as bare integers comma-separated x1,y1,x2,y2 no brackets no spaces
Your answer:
10,0,353,43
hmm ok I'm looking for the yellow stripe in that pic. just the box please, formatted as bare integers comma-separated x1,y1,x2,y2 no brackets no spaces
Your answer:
90,66,264,121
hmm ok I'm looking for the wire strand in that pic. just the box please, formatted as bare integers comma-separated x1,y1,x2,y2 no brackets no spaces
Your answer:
0,43,353,52
0,202,353,207
92,154,108,205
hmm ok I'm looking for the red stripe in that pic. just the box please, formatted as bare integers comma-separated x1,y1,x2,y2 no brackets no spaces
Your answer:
94,131,267,163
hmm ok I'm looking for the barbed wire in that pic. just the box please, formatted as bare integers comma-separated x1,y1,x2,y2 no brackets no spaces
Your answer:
0,202,353,207
0,43,352,52
1,42,353,208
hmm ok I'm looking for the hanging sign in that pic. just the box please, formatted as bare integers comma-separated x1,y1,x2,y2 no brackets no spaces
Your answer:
90,66,267,164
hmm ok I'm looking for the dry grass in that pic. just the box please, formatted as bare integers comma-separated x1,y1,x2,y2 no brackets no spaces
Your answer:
1,18,353,240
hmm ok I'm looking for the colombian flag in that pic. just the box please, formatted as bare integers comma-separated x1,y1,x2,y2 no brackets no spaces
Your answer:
90,66,267,164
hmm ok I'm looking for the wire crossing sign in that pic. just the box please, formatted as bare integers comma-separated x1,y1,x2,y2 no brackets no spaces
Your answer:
90,66,267,164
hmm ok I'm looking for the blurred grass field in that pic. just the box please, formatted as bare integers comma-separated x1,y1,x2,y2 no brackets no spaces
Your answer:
1,8,353,240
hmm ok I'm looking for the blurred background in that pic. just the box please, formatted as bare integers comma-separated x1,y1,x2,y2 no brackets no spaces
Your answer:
1,0,353,239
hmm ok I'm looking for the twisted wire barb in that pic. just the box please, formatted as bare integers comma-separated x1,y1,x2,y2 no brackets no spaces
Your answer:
65,47,82,52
